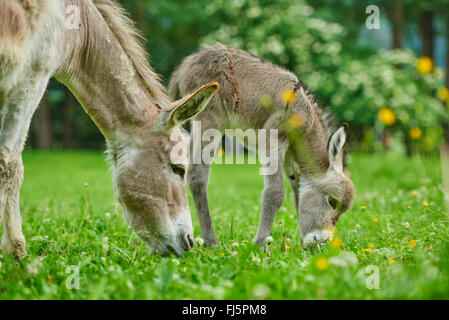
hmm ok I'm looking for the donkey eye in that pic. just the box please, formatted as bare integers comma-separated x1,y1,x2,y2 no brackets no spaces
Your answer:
289,175,295,180
327,196,339,210
170,164,185,178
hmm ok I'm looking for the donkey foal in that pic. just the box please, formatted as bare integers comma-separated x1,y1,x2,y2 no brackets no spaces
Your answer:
169,44,355,247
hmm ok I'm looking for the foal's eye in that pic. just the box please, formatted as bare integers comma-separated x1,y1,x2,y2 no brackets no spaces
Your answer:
170,164,185,178
327,196,339,210
289,175,295,180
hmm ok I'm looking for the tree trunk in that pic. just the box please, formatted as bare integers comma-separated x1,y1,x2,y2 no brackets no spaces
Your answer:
133,3,145,31
390,0,404,49
62,88,76,149
33,92,53,150
419,10,434,58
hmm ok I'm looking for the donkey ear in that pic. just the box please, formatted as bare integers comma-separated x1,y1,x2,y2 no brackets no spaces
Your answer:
161,82,219,130
327,123,348,173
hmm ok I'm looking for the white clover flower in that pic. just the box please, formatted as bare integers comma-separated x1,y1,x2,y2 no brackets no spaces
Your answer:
304,274,315,282
403,222,410,228
329,252,358,267
231,251,238,257
195,237,204,246
223,280,233,288
172,259,180,266
265,236,273,244
231,242,239,248
105,212,111,219
253,284,271,299
27,264,38,275
252,256,261,263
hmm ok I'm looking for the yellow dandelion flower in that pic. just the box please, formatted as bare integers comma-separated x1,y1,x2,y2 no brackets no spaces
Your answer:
409,239,416,248
369,243,375,248
281,89,297,104
373,218,379,222
389,259,396,264
361,205,367,210
416,56,434,74
219,252,225,256
288,114,303,128
378,108,396,126
437,86,449,103
330,237,343,249
315,257,329,270
409,127,422,140
364,237,369,241
411,191,418,196
286,245,291,250
362,248,373,253
423,201,430,206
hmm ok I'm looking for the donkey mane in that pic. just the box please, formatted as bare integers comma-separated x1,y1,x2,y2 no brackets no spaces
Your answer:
93,0,168,102
298,87,336,140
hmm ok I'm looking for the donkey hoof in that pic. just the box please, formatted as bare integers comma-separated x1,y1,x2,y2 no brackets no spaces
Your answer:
204,239,218,247
1,237,27,261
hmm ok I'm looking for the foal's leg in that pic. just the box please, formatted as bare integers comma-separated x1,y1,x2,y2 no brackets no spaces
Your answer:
254,140,288,246
284,149,300,213
189,162,218,246
0,80,48,260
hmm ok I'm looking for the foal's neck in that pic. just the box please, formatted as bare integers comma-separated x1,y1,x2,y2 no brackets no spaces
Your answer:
56,0,169,142
290,98,330,175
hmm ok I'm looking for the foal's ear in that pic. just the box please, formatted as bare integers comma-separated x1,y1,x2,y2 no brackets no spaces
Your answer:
161,82,219,130
327,123,348,173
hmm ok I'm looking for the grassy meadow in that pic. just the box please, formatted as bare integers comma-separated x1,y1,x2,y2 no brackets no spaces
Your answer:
0,151,448,299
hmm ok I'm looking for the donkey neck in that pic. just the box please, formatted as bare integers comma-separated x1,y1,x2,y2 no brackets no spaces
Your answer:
302,124,330,174
56,0,170,143
290,97,331,175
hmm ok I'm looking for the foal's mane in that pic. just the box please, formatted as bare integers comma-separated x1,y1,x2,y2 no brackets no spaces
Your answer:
93,0,168,103
298,87,336,140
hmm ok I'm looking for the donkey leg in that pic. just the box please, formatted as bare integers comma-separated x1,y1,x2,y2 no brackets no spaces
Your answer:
0,157,26,260
254,141,288,246
284,150,300,213
0,80,48,261
189,163,218,246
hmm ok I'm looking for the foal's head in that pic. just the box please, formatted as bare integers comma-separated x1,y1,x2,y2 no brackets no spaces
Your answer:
111,83,219,257
296,125,355,244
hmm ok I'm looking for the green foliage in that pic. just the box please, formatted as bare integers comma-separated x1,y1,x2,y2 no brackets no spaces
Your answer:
0,151,448,299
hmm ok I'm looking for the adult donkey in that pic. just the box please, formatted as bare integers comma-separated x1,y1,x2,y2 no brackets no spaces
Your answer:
169,44,355,247
0,0,219,260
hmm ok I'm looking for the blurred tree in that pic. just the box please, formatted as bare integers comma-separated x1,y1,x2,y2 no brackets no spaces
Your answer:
32,92,53,150
62,88,76,149
419,10,435,58
389,0,405,49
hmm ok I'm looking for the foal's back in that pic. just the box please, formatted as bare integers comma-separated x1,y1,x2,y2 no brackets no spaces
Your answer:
169,43,304,130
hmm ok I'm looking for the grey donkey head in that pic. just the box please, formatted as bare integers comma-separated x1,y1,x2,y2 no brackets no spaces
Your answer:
294,124,355,244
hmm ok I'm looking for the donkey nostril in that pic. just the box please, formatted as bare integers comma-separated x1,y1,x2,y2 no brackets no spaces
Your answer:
187,234,194,248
